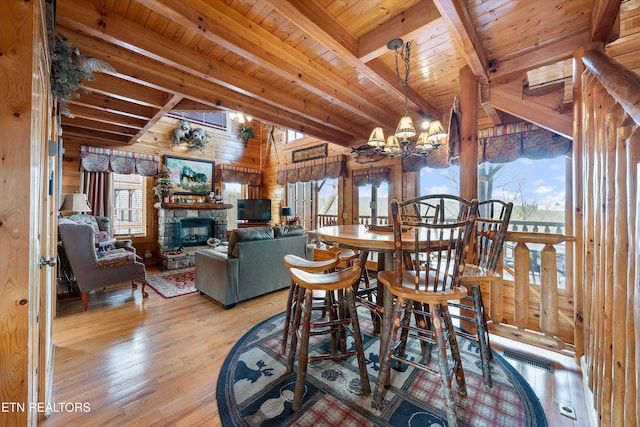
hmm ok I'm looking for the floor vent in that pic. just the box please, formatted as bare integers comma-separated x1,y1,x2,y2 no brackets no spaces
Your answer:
502,349,554,372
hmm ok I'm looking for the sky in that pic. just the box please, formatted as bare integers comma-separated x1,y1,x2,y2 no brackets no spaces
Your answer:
420,156,567,212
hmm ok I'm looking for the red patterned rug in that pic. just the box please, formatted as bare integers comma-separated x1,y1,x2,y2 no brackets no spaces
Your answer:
146,267,197,299
217,307,548,426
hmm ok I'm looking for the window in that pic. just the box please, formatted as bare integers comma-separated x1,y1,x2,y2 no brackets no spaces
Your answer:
112,173,147,236
222,182,246,230
286,129,306,143
288,178,338,229
357,182,389,225
420,157,568,287
167,111,227,130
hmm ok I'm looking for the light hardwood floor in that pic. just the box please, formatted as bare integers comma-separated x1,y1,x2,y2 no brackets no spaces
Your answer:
41,273,591,426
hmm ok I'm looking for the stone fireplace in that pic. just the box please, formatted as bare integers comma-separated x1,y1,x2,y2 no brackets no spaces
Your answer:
157,203,232,269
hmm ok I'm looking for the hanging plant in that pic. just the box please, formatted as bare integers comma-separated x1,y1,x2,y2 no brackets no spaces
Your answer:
240,125,255,147
50,34,116,117
171,119,210,152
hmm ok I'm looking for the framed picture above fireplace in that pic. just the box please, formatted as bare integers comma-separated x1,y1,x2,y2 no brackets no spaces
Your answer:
164,155,214,195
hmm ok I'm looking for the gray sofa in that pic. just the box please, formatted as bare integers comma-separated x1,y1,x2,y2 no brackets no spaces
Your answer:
195,226,309,308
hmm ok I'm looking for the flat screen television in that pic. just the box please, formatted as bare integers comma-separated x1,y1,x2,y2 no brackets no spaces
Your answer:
237,199,272,222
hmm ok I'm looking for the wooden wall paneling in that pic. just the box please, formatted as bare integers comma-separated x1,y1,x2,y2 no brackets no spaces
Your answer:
0,0,50,425
612,112,630,427
571,47,584,360
600,93,617,427
582,72,597,378
628,128,640,427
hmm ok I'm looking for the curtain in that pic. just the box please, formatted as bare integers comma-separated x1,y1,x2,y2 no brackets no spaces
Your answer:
80,145,159,176
81,171,110,217
352,167,390,187
402,122,572,172
276,155,346,185
216,164,262,185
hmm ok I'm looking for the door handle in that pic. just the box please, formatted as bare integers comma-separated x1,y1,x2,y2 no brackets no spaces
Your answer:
39,256,57,269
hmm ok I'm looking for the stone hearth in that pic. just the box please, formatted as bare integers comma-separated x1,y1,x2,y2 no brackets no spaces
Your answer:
157,203,232,269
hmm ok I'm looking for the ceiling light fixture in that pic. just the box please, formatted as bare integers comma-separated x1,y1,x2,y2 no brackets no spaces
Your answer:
367,39,446,158
228,112,252,124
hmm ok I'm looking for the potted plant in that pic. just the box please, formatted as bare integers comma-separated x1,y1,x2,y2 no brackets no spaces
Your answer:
152,166,175,206
239,125,255,147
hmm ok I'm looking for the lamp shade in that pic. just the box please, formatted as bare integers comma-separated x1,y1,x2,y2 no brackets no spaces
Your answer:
280,207,293,217
367,127,385,147
395,116,416,141
427,120,447,142
383,135,402,154
60,193,92,213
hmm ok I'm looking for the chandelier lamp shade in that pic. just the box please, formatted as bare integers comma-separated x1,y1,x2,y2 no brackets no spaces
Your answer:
367,39,446,158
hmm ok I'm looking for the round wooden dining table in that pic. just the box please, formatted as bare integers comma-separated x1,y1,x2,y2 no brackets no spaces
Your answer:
315,224,407,354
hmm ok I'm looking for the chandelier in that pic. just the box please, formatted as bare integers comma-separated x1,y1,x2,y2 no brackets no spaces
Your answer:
368,39,447,158
228,112,252,124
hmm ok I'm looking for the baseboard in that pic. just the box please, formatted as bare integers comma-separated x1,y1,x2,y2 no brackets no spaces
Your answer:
580,355,599,426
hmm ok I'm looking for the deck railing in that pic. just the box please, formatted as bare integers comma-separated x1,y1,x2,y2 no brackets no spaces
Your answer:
485,230,575,352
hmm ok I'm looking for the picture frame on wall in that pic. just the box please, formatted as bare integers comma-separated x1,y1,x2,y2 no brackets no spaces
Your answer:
291,143,327,163
164,155,214,195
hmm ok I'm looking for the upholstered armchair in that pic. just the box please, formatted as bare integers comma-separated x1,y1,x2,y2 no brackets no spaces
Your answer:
58,223,148,311
67,214,136,254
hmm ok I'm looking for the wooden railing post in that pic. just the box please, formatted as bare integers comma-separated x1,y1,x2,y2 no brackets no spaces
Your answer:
514,241,530,329
539,243,559,336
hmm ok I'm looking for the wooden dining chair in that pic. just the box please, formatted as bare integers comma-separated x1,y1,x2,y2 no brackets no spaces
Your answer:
449,199,513,387
373,198,478,427
287,261,371,411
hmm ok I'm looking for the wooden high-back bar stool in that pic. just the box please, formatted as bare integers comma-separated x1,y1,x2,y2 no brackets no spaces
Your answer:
280,249,341,355
373,198,477,427
286,261,371,411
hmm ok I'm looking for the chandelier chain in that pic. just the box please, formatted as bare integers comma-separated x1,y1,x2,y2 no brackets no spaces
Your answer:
394,41,412,116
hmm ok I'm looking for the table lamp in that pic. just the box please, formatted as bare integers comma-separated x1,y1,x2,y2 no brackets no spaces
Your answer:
60,193,92,215
280,206,292,224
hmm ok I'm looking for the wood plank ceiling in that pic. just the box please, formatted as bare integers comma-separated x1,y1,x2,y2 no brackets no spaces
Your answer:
54,0,619,147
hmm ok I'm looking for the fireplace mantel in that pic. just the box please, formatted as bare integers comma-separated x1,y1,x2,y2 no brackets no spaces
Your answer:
160,202,233,210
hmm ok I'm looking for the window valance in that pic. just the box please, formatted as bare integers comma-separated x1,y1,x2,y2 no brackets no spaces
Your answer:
352,167,391,187
276,155,346,185
216,164,262,186
479,123,571,163
402,123,572,172
80,145,159,176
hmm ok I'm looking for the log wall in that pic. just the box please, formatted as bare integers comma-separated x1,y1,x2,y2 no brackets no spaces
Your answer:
576,46,640,427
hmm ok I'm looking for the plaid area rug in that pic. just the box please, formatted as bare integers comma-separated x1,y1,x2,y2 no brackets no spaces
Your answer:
146,268,197,298
217,308,547,427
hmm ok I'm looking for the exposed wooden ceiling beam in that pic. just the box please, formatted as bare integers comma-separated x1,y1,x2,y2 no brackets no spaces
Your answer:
80,74,166,109
62,126,132,144
489,79,572,138
67,104,147,129
358,2,441,63
56,0,367,138
129,94,184,144
490,31,590,82
480,84,503,126
432,0,489,84
266,0,440,118
135,0,397,129
172,99,222,112
60,30,356,145
68,92,156,121
591,0,622,42
63,117,140,136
